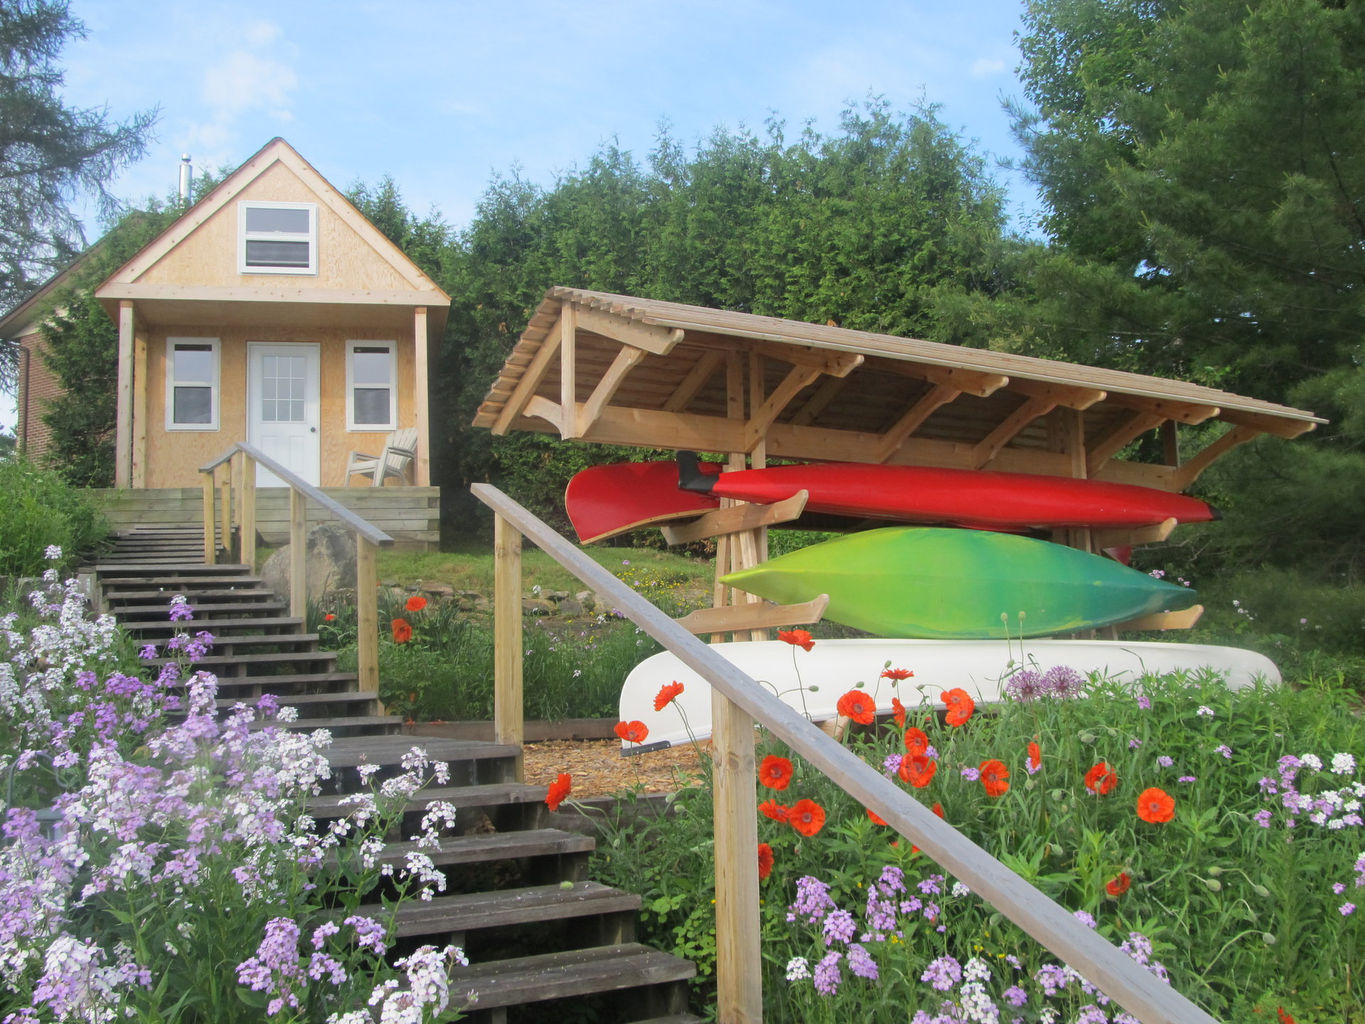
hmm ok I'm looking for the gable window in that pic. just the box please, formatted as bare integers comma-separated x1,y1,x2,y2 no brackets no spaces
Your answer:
166,338,219,430
239,201,317,274
346,341,397,430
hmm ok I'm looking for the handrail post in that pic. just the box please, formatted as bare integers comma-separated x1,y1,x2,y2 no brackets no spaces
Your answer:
289,486,307,619
241,454,257,571
219,467,231,565
493,514,524,781
712,693,763,1023
201,469,216,564
356,534,379,695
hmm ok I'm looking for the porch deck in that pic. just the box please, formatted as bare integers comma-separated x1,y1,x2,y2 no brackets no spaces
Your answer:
90,486,441,549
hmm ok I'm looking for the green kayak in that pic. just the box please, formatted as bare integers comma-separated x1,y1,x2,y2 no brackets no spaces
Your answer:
720,527,1199,639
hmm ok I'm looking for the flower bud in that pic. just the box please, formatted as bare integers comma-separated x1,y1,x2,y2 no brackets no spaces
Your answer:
1207,865,1224,877
1251,883,1271,898
1261,932,1276,945
1078,730,1097,744
1202,877,1222,892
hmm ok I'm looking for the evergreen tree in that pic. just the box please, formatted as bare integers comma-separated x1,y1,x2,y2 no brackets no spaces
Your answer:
0,0,156,389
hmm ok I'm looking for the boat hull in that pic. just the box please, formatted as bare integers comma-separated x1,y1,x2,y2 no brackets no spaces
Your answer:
565,458,1218,543
622,638,1281,749
721,527,1199,638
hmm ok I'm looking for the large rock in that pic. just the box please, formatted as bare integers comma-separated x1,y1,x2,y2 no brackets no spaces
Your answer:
261,523,357,604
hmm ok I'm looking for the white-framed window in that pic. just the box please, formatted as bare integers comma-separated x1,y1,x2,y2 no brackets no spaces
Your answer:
165,338,219,430
238,201,317,274
346,340,397,430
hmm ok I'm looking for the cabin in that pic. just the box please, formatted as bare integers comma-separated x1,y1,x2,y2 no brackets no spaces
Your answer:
4,138,447,546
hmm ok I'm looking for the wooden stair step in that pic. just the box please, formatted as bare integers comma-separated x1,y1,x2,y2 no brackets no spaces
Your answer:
125,616,306,636
369,830,595,873
211,671,360,694
150,650,336,669
384,881,640,941
94,563,253,576
192,633,320,651
625,1016,704,1023
258,715,401,736
101,584,270,599
109,600,288,619
448,943,695,1013
222,691,376,712
309,781,543,821
326,736,521,770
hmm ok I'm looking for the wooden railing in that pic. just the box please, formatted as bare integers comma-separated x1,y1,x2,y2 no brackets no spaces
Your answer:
472,482,1220,1024
200,444,394,694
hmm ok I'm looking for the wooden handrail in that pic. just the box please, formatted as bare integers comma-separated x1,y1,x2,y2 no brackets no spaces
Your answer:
471,482,1219,1024
198,443,395,548
201,443,394,700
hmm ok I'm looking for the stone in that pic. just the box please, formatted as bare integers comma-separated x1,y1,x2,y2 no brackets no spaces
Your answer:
260,523,357,604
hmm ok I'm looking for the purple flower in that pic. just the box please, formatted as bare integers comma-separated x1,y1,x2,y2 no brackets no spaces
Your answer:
1342,903,1357,916
846,943,878,981
921,955,962,991
961,766,980,781
813,951,843,995
1004,984,1028,1007
822,908,856,946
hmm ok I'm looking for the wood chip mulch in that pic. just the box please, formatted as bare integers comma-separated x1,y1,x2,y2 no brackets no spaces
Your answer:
520,738,709,798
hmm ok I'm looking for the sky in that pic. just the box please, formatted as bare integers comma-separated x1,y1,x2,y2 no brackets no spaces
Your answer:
3,0,1041,433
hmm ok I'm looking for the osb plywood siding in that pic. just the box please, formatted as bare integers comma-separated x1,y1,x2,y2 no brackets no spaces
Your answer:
140,325,417,489
17,329,61,461
132,163,412,293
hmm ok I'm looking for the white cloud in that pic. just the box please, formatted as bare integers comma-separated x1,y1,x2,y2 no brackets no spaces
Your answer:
970,57,1008,77
201,50,297,121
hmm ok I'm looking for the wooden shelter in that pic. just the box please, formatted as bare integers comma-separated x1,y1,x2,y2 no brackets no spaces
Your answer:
476,287,1323,626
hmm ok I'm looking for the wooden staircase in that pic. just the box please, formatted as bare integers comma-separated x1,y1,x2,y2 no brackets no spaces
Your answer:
93,527,700,1023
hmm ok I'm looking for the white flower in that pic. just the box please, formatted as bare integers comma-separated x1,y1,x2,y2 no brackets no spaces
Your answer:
785,957,810,981
1301,753,1324,772
1331,752,1357,775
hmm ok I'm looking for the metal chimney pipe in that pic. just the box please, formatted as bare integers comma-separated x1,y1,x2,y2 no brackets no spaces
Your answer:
178,154,193,205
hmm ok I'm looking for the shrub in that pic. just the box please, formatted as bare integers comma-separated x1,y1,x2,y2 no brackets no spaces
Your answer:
0,459,106,576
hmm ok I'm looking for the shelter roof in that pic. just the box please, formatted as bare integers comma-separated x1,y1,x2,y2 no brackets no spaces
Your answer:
474,287,1323,491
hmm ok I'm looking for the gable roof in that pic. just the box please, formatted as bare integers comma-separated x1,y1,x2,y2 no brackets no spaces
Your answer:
475,287,1323,491
94,138,449,335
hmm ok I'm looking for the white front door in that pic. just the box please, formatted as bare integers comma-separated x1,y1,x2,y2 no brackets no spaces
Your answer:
247,342,320,487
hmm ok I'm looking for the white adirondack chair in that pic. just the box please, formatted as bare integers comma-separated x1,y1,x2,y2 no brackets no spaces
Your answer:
345,427,418,487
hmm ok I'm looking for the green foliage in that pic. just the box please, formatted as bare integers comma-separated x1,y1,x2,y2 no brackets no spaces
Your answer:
433,98,1016,533
35,204,180,484
0,0,156,387
0,457,105,575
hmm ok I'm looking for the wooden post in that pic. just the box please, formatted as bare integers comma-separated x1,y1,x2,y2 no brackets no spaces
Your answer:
289,486,307,619
414,306,431,486
201,471,216,564
493,514,525,781
219,468,231,562
114,301,135,488
712,689,762,1023
356,535,379,695
132,329,147,488
241,454,257,571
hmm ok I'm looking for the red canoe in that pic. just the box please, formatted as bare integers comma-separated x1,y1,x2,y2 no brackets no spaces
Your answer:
565,455,1219,543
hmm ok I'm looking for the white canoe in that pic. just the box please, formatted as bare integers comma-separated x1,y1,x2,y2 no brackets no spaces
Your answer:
618,638,1281,749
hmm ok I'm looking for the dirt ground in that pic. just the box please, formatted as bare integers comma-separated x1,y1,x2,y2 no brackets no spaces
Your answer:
520,738,708,797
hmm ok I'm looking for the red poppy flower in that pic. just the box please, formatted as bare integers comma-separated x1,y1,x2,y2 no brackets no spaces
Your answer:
836,689,875,725
904,727,929,756
881,667,914,682
1084,761,1118,796
898,753,938,789
778,628,815,652
980,758,1010,797
324,612,336,621
943,688,975,727
758,799,791,823
866,807,888,826
614,720,649,744
759,755,794,790
1105,871,1131,897
1028,741,1042,773
545,772,572,812
1136,787,1176,823
653,681,685,712
1278,1008,1297,1024
391,617,413,644
757,842,774,880
891,697,907,729
931,802,944,818
405,595,427,612
789,798,826,837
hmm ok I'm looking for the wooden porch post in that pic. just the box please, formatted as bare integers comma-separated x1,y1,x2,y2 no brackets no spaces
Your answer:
356,535,379,695
114,301,135,488
493,514,524,781
413,306,431,486
712,692,763,1022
